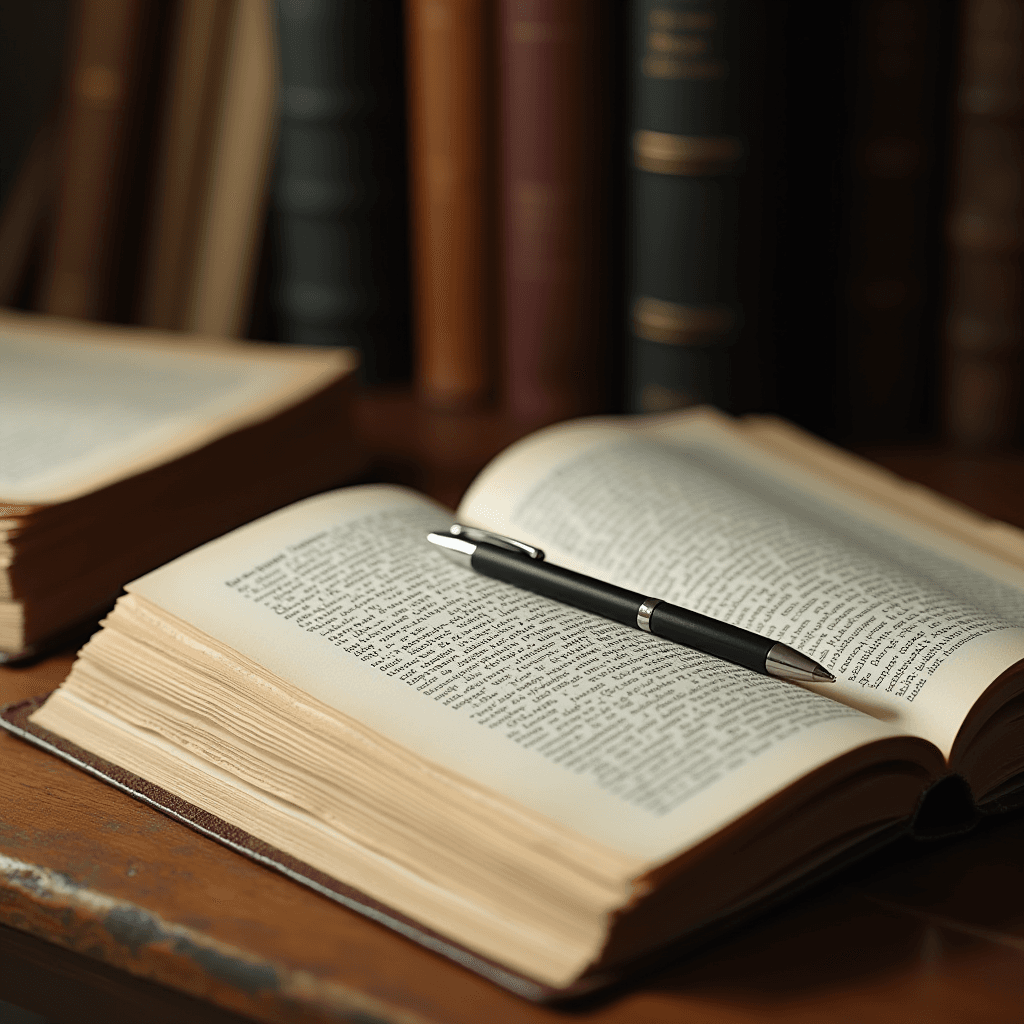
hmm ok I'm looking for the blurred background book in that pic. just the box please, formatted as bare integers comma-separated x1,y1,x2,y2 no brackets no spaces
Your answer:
3,0,1023,452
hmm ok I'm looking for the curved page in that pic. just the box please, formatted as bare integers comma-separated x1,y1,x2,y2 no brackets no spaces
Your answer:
459,412,1024,758
119,484,915,867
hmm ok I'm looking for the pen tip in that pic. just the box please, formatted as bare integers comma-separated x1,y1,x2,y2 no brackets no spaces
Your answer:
813,666,836,683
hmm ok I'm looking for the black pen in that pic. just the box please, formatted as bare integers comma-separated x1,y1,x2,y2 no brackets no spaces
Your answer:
426,525,835,687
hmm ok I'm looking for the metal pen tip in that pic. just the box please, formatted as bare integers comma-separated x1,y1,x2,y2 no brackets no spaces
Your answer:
766,643,836,686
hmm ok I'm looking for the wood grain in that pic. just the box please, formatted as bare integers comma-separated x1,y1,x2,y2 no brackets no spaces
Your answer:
2,402,1024,1022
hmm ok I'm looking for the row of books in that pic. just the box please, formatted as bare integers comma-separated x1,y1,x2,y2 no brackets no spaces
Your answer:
0,0,276,338
1,1,1022,447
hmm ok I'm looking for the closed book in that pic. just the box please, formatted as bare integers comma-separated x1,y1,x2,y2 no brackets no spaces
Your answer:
406,0,494,407
36,0,152,321
0,2,71,304
0,309,360,660
274,0,410,384
627,0,745,414
499,0,609,425
837,0,953,444
183,0,277,339
137,0,235,331
943,0,1024,448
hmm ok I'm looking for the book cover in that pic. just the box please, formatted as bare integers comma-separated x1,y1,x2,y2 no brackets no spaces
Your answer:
406,0,495,407
499,0,611,425
626,0,746,414
183,0,277,340
274,0,411,383
36,0,155,322
838,0,954,445
136,0,235,331
943,0,1024,448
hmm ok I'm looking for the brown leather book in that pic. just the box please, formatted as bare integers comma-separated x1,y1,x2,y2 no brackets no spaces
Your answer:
36,0,150,321
498,0,608,426
944,0,1024,448
182,0,277,338
836,0,953,445
137,0,235,331
405,0,495,408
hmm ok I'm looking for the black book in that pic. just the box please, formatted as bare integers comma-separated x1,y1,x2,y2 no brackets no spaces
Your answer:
626,0,747,414
272,0,411,384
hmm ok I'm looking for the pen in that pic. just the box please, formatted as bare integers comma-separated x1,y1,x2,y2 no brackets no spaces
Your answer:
426,525,835,687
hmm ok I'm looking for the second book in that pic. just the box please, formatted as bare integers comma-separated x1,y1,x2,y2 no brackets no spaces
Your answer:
406,0,616,423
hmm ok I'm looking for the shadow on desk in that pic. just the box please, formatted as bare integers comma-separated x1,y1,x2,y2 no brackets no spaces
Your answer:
636,809,1024,1023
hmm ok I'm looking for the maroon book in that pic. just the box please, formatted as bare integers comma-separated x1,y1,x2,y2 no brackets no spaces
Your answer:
498,0,610,426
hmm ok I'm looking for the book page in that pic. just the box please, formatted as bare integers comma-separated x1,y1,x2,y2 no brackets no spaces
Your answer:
122,485,915,866
459,413,1024,757
0,328,354,505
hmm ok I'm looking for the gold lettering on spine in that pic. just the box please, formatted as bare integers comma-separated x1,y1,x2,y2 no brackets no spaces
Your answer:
633,130,742,175
633,298,736,345
644,6,723,79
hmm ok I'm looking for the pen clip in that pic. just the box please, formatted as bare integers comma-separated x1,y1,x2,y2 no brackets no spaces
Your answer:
449,525,545,561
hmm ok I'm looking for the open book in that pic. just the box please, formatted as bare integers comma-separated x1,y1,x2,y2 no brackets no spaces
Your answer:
7,409,1024,997
0,311,359,658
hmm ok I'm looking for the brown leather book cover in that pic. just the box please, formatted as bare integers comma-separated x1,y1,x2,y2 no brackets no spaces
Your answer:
943,0,1024,448
498,0,609,426
405,0,495,408
137,0,235,330
181,0,276,339
36,0,151,321
831,0,952,445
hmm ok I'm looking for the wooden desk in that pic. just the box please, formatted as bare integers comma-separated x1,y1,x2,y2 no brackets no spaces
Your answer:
2,408,1024,1023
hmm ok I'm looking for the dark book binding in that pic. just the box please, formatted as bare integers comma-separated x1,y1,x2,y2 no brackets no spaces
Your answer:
499,0,610,425
627,0,746,414
272,0,410,384
837,0,953,444
943,0,1024,447
37,0,163,322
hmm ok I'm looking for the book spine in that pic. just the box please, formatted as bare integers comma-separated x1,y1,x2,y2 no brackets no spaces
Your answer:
626,0,744,414
137,0,234,331
839,0,953,444
406,0,494,407
36,0,147,321
498,0,609,425
181,0,276,339
943,0,1024,447
274,0,410,383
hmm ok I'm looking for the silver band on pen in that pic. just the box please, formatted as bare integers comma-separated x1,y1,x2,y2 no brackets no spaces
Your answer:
636,598,661,633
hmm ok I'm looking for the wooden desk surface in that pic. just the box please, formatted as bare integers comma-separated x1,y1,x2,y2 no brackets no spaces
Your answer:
2,406,1024,1023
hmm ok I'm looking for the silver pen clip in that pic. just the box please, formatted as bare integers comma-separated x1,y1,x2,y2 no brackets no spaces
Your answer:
449,524,545,561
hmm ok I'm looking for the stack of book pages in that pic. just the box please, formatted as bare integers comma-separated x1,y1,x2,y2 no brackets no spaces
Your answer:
0,312,360,660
